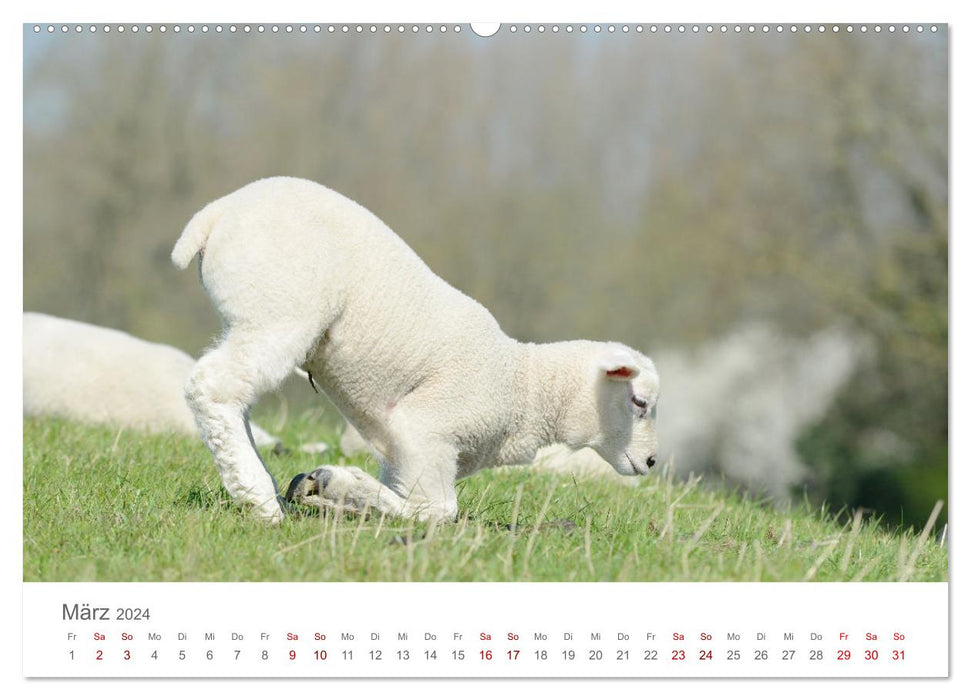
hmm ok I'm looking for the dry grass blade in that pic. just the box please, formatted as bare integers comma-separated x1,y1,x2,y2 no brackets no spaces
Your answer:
850,557,880,582
329,494,347,556
840,510,864,575
618,541,640,580
404,520,416,582
348,502,369,555
803,539,840,581
451,510,470,545
899,499,944,582
508,484,525,536
753,541,780,580
895,534,909,577
456,522,485,570
660,488,693,541
110,427,124,453
734,542,748,575
584,516,595,577
274,533,325,557
523,482,557,576
418,518,439,579
503,484,525,579
472,482,493,519
680,504,724,575
372,511,387,540
689,504,724,549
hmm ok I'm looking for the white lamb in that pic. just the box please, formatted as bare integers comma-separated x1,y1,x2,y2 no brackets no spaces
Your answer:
340,324,865,503
172,177,659,523
23,312,280,447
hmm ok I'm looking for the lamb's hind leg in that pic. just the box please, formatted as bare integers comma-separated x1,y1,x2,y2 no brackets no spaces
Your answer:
186,325,320,522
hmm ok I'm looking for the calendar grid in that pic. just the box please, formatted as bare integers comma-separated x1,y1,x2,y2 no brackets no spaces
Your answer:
23,582,948,678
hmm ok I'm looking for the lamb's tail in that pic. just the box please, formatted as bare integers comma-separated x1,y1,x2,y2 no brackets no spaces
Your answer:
171,201,223,270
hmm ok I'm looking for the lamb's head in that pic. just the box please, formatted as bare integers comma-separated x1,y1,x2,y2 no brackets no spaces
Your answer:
562,344,660,477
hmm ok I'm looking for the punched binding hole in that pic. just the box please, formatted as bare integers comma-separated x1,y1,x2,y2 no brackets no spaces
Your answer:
470,23,501,37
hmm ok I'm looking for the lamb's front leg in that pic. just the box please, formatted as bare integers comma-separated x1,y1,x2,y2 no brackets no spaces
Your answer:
285,463,456,522
380,439,460,522
286,466,409,519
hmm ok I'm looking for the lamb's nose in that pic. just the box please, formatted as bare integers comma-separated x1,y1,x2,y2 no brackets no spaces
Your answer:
646,456,656,469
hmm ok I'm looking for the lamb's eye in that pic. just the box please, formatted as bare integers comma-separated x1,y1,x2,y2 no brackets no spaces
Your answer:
632,396,647,409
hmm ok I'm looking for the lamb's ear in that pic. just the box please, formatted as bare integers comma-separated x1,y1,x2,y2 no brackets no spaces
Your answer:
599,351,641,382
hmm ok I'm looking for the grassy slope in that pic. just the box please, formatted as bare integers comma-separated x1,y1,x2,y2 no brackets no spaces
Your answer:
22,414,947,582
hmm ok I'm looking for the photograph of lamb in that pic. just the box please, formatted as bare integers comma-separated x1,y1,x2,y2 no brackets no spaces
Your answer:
23,24,947,583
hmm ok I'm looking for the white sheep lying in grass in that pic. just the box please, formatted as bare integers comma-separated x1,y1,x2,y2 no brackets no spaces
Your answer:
23,312,281,446
172,177,659,523
339,421,628,483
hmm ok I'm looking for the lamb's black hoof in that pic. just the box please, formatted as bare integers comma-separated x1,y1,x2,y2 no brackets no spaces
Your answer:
285,472,308,502
284,468,333,502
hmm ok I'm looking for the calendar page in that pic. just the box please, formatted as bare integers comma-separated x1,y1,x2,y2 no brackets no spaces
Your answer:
19,5,951,688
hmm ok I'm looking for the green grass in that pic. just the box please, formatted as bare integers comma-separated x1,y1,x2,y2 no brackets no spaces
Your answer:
23,414,948,582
